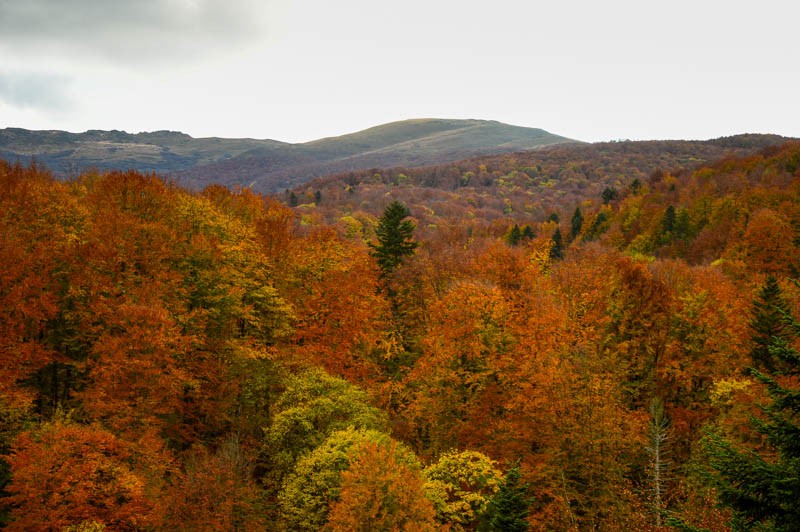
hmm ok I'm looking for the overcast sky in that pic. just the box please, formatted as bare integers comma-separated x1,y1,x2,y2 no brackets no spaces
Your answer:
0,0,797,143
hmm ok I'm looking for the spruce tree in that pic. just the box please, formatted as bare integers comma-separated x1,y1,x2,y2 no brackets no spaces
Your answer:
750,275,792,372
549,228,564,261
570,207,583,241
521,225,535,241
662,205,676,235
369,201,418,277
506,224,522,246
479,464,531,531
703,281,800,531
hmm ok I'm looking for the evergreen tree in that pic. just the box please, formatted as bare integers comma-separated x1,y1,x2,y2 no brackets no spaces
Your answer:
369,201,418,276
570,207,584,241
549,228,564,261
521,225,535,241
703,284,800,531
601,186,618,204
506,224,522,246
750,275,793,372
480,464,531,531
662,205,676,235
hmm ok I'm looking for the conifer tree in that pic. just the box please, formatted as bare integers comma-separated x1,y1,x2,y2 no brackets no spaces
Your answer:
549,228,564,261
479,464,531,531
369,201,418,277
570,207,583,241
749,275,792,372
521,225,535,241
506,224,522,246
703,282,800,531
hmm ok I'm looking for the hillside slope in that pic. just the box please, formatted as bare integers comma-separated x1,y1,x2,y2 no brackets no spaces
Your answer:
0,119,574,191
293,134,794,234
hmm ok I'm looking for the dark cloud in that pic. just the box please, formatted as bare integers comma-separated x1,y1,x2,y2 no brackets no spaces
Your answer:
0,72,74,110
0,0,268,64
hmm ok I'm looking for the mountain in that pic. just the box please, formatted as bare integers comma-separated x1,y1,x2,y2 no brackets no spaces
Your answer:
0,119,575,192
0,128,282,176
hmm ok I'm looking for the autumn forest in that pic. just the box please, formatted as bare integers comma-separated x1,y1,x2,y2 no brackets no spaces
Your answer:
1,138,800,530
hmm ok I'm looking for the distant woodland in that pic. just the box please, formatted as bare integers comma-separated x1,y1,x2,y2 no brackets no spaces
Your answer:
1,138,799,530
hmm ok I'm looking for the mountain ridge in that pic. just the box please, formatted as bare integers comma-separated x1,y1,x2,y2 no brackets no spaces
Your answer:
0,118,575,191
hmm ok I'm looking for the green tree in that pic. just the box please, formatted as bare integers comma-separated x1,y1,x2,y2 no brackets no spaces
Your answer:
369,201,418,277
570,207,584,241
479,463,531,532
506,224,522,246
663,205,676,233
749,275,793,372
601,186,618,204
703,289,800,530
549,228,564,261
521,225,535,241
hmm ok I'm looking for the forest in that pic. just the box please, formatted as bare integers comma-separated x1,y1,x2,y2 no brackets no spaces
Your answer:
1,139,799,530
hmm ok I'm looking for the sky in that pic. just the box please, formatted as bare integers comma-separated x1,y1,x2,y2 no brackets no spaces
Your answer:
0,0,798,143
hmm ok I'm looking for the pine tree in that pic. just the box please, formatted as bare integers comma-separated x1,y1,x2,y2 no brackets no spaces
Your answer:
369,201,418,277
750,275,793,372
570,207,583,241
601,186,618,204
506,224,522,246
662,205,676,235
703,282,800,531
479,464,531,531
521,225,535,241
549,228,564,261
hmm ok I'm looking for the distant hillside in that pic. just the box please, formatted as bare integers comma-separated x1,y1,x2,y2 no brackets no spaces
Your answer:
0,128,280,176
292,134,795,235
0,119,574,191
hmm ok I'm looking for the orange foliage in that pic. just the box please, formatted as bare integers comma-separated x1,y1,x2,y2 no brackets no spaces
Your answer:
6,421,155,530
326,441,436,531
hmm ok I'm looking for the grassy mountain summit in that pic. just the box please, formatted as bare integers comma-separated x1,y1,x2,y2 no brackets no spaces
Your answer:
0,119,575,191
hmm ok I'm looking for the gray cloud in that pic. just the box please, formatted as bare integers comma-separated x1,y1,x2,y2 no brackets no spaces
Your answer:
0,71,74,110
0,0,268,64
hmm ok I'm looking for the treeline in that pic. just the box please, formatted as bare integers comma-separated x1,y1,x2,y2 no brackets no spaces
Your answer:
0,140,799,530
291,136,792,234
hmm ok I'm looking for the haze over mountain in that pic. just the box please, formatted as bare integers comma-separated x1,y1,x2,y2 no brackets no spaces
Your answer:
0,119,574,192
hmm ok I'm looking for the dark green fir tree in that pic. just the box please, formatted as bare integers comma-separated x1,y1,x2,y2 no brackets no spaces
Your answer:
506,224,522,246
703,280,800,531
750,275,793,372
369,201,418,277
479,464,531,531
570,207,584,241
549,227,564,261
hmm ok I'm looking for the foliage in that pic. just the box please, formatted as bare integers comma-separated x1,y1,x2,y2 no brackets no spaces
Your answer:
423,450,504,530
702,290,800,531
5,420,155,530
0,139,798,530
263,368,388,477
279,428,418,531
369,201,418,276
479,463,532,532
326,441,437,531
